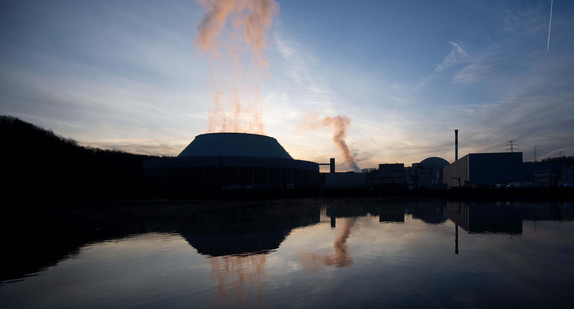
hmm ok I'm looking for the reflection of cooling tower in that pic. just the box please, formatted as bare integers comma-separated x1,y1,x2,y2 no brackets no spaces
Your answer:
178,201,321,257
144,133,320,190
182,230,290,257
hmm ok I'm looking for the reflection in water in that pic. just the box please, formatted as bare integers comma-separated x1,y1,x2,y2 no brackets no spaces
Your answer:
181,229,290,257
444,201,574,255
455,220,459,255
376,204,405,223
173,201,322,306
407,201,447,224
210,254,267,307
3,199,574,308
299,218,356,271
445,201,522,235
0,199,322,284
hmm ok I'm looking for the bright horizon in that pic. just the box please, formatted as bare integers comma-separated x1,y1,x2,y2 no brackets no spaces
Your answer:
1,0,573,170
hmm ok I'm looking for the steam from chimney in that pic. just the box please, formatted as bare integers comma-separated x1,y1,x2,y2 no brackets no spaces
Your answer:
195,0,279,133
299,113,361,172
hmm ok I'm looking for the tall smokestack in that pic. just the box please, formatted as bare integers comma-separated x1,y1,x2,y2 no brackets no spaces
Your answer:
330,158,335,174
455,129,459,161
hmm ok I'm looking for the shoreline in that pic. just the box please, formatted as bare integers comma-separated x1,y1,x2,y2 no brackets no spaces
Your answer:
6,187,572,211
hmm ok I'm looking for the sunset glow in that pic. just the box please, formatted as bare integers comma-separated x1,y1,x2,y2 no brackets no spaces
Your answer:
1,1,573,168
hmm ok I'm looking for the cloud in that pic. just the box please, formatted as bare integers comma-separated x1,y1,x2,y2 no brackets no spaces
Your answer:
502,4,549,40
403,2,574,161
453,61,490,84
435,41,469,73
413,41,470,92
0,54,205,156
82,141,184,156
448,52,574,159
273,33,337,112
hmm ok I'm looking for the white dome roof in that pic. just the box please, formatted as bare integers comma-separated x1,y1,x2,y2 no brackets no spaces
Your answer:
178,133,293,159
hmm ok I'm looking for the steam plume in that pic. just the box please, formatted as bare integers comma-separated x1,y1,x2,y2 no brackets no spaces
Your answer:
300,113,361,172
195,0,279,133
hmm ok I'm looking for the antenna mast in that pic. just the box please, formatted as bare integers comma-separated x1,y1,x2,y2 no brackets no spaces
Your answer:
506,140,518,153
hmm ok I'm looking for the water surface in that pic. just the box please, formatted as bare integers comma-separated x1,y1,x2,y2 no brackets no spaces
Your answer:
1,198,574,308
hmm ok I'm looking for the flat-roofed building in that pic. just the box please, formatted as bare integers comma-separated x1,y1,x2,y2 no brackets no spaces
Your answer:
378,163,406,184
443,152,524,188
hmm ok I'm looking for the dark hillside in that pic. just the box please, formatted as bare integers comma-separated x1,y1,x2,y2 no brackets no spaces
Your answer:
0,116,162,205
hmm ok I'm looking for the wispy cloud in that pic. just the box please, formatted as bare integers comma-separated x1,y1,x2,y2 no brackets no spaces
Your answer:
273,32,337,112
413,41,470,92
435,41,469,73
502,4,549,40
82,140,184,156
446,51,574,159
453,61,490,84
0,54,203,155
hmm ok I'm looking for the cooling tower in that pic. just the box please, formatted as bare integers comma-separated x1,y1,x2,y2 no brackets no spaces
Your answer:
145,133,319,191
178,133,293,159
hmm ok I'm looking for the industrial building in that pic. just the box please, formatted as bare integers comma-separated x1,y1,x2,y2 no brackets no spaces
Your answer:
144,133,320,192
365,163,406,189
408,157,449,189
320,157,368,189
365,157,449,190
325,172,367,188
520,160,573,187
443,152,525,188
378,163,406,184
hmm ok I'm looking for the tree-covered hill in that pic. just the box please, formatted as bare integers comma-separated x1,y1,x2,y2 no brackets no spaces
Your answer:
0,115,164,204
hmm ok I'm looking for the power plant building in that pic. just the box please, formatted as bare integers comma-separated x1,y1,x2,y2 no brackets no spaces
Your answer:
364,163,407,189
144,133,319,191
443,152,524,188
325,172,368,188
409,157,449,189
377,163,407,184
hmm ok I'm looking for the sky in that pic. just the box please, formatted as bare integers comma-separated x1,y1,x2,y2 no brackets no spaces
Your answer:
1,0,573,171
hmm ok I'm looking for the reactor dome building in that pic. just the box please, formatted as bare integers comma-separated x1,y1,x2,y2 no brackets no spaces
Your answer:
144,133,319,192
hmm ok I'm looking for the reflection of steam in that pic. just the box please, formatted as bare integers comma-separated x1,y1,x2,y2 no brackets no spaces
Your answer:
195,0,279,134
298,218,355,271
299,113,360,172
210,254,267,307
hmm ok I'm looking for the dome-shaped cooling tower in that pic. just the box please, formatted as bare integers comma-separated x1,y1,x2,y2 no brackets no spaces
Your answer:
144,132,319,192
178,133,292,159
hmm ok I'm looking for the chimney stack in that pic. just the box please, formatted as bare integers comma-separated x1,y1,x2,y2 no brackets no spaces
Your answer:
330,158,335,174
455,129,459,161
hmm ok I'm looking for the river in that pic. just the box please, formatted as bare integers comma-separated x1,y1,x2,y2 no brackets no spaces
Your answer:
1,197,573,308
